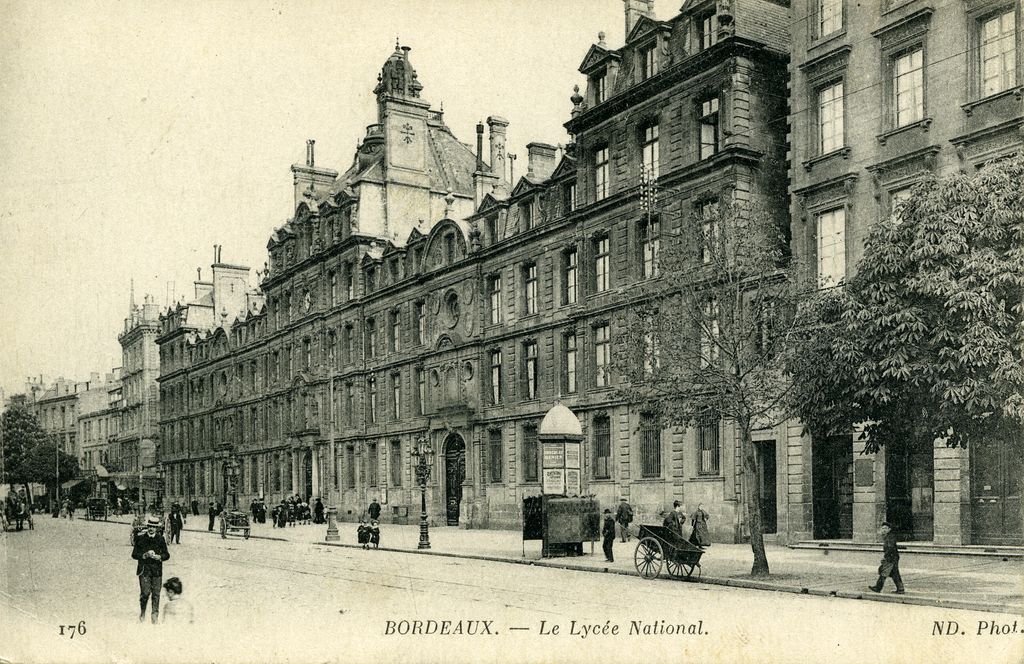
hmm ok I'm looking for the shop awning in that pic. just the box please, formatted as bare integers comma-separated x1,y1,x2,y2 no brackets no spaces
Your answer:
115,482,128,490
61,479,84,490
94,465,110,478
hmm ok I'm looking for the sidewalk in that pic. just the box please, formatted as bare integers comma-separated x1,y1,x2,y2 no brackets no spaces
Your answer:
95,513,1023,614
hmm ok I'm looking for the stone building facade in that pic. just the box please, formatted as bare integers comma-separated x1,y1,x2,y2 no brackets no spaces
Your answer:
157,0,796,542
112,294,163,501
789,0,1022,544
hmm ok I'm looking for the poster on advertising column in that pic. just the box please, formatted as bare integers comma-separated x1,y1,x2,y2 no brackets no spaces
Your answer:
542,468,565,495
542,441,564,468
564,442,580,469
565,468,581,496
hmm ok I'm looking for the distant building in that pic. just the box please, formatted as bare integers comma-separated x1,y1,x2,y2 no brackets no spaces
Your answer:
111,293,163,504
77,369,122,496
789,0,1022,545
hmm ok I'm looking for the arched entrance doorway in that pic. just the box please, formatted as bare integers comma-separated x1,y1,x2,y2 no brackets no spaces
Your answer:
443,434,466,525
302,449,313,500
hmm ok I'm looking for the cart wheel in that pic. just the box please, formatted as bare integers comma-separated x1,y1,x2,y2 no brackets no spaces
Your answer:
666,559,685,578
634,537,664,579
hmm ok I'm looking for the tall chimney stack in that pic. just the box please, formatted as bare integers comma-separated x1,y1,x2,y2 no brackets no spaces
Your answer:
487,116,509,192
623,0,655,36
306,139,315,167
476,121,485,171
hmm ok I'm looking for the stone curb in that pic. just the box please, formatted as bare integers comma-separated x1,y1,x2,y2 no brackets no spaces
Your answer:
79,516,1017,615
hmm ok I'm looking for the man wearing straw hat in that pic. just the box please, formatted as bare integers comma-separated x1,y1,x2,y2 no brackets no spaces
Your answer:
132,515,170,623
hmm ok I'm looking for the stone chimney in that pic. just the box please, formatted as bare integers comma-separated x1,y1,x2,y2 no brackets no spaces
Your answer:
487,116,509,194
291,139,339,210
526,143,558,181
623,0,654,36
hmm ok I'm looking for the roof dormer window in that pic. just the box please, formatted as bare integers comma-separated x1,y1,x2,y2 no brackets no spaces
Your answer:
591,71,607,104
699,10,718,51
640,43,659,80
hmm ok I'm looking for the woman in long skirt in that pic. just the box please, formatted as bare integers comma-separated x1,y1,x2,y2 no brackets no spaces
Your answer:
689,503,711,547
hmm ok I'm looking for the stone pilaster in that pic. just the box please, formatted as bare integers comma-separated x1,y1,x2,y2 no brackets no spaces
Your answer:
933,441,969,545
852,428,883,543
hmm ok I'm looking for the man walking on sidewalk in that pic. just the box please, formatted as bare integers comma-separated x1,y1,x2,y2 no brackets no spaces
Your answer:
869,521,905,594
602,509,616,563
615,497,633,543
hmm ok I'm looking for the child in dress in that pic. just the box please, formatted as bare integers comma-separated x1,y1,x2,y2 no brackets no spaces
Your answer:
357,519,370,549
161,577,195,624
369,520,380,549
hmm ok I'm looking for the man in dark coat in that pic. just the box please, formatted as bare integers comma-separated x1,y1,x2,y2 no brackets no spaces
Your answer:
190,499,199,517
869,522,905,594
168,503,185,544
669,500,686,538
368,498,381,522
207,502,218,531
132,516,170,623
601,509,616,563
615,498,634,543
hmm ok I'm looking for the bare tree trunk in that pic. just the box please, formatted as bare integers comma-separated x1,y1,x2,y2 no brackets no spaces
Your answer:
738,417,770,576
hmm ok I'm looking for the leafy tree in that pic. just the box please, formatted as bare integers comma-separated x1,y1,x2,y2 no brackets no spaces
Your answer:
2,405,81,502
788,156,1024,452
2,406,50,493
615,200,802,577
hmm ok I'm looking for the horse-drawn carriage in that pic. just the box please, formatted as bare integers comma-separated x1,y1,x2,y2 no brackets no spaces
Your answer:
3,497,33,532
86,498,108,521
633,524,704,580
220,509,251,539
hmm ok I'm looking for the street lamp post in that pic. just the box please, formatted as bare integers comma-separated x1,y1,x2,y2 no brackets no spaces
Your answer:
413,436,434,550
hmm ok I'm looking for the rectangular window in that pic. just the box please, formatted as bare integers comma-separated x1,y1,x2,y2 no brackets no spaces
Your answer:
819,0,842,37
329,271,338,306
523,341,539,400
487,275,503,325
344,263,354,300
415,367,426,416
818,81,844,153
523,262,538,315
272,351,280,382
893,48,924,127
640,215,660,278
366,319,377,359
594,324,611,387
594,147,609,201
489,350,503,405
699,199,720,265
563,331,578,394
640,412,662,478
343,324,354,364
699,12,718,50
698,411,721,475
345,383,354,426
414,301,425,345
488,429,503,483
981,10,1017,96
594,236,610,293
367,443,378,487
563,248,578,305
642,123,660,180
367,377,377,424
592,72,607,104
699,98,720,160
327,331,337,366
346,446,356,488
889,187,912,225
365,266,376,293
389,308,400,352
390,440,402,487
520,201,533,231
303,338,311,370
523,424,539,482
701,298,720,367
391,372,401,420
593,415,611,479
816,208,846,287
565,183,577,213
641,44,659,80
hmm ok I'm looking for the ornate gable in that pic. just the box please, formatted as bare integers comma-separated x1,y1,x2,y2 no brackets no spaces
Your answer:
578,44,621,75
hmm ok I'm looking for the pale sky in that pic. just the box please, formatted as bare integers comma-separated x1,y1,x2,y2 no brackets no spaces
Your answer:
0,0,627,397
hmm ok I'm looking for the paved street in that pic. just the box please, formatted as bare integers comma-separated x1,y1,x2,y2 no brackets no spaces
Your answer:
2,517,1022,664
